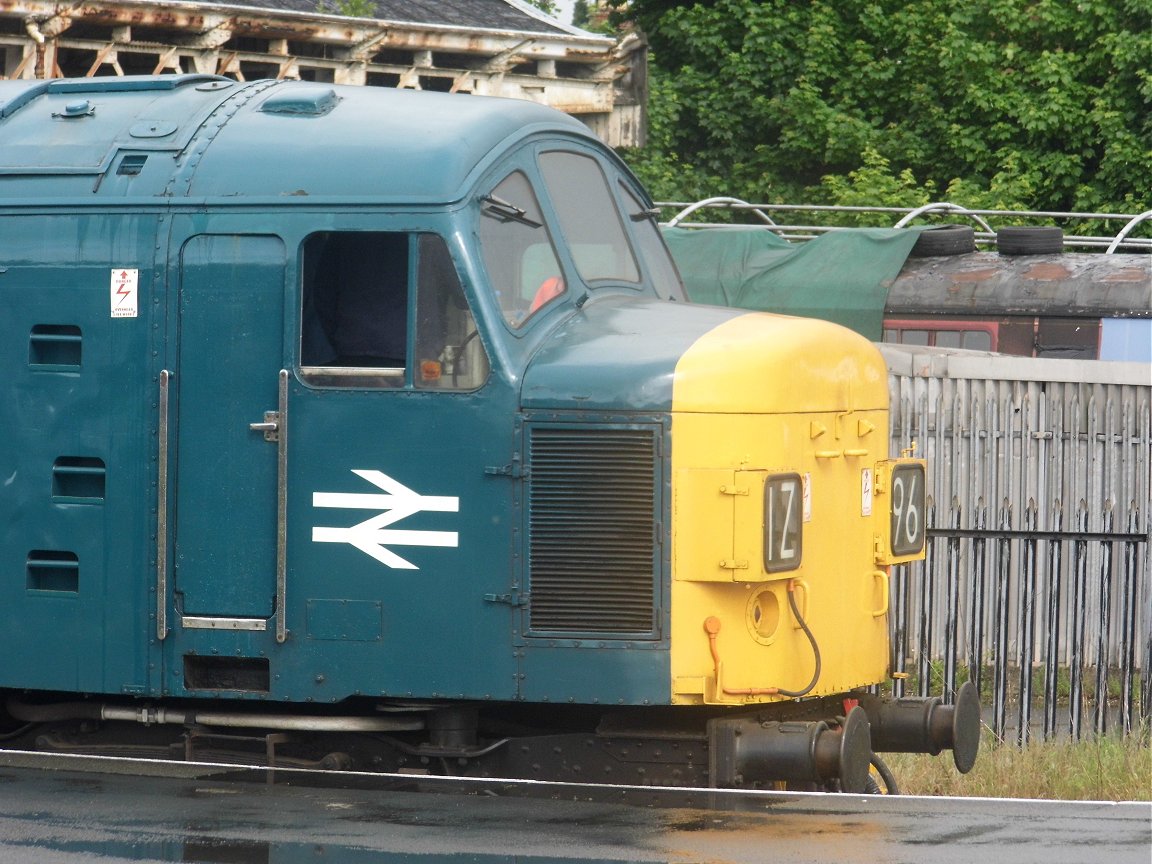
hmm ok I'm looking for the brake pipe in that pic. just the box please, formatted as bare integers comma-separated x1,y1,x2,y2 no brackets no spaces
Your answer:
6,699,423,733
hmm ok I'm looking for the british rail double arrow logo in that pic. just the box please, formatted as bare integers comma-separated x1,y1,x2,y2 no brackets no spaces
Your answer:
312,470,459,569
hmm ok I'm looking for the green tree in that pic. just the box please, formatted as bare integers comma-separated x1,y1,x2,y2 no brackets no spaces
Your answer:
525,0,560,16
316,0,378,18
573,0,594,27
611,0,1152,222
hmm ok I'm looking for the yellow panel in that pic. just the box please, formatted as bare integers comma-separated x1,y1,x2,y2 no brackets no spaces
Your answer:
668,314,894,705
673,468,736,582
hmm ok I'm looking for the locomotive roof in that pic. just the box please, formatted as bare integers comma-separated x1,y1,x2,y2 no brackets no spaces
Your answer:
0,75,595,202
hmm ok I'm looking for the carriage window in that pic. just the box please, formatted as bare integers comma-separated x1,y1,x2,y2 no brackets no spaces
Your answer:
479,171,565,328
960,330,992,351
898,329,930,346
883,321,996,353
300,232,486,390
539,151,639,285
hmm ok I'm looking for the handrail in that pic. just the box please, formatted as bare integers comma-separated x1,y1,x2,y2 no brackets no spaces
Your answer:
656,199,1152,251
1106,210,1152,254
665,197,778,228
891,202,996,235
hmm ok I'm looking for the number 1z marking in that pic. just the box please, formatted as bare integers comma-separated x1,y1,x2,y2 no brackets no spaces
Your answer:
769,479,798,561
766,476,801,573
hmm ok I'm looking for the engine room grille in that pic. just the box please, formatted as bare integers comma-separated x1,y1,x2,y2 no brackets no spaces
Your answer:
527,425,659,636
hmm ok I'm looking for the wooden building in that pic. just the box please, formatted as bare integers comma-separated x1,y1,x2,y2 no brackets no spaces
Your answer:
0,0,646,146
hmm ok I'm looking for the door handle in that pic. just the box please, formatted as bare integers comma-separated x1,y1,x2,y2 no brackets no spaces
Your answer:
250,411,280,441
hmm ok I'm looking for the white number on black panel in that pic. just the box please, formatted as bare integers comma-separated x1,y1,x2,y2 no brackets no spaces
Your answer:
764,474,803,572
890,465,925,555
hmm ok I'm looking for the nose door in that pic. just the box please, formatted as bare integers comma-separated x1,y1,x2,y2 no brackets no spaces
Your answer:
169,234,285,629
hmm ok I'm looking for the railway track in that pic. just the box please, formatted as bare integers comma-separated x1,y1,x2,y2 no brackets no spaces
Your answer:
0,749,1147,864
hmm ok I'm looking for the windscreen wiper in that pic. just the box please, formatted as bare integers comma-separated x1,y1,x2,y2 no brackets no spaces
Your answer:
630,207,661,222
481,194,542,228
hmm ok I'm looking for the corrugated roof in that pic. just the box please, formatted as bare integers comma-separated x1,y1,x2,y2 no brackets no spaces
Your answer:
198,0,574,36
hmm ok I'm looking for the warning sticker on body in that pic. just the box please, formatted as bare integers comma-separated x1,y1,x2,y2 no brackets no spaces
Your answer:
110,269,139,318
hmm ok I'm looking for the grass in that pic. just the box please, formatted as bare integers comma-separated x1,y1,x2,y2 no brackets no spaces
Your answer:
883,728,1151,801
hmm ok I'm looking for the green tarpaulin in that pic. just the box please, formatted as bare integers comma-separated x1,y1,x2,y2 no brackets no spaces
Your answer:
661,226,924,339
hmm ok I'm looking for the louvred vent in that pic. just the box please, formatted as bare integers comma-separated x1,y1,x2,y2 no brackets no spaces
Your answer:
527,425,658,636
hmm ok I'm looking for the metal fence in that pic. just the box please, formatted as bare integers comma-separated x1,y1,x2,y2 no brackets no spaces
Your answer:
882,347,1151,741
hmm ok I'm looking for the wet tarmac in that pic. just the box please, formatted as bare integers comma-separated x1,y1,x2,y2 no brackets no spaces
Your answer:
0,750,1148,863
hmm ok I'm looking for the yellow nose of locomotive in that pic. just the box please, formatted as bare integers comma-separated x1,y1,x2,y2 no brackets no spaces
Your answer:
668,312,924,705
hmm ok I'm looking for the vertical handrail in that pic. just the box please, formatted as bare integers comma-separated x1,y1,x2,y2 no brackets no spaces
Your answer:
156,369,171,641
275,368,289,644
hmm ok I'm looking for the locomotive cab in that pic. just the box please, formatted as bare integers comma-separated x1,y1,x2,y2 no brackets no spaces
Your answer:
0,75,978,791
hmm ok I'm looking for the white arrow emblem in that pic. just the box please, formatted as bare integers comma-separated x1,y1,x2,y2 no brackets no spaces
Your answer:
312,470,459,569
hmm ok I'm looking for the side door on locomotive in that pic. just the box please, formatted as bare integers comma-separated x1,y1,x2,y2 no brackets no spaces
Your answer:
161,207,526,702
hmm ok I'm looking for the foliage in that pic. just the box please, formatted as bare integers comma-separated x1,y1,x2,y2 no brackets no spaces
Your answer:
523,0,559,16
573,0,616,32
316,0,378,18
573,0,595,27
610,0,1152,225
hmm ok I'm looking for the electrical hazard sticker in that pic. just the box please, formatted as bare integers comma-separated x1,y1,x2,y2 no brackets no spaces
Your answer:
110,268,139,318
861,468,873,517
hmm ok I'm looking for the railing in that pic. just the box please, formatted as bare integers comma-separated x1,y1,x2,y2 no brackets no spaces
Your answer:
882,347,1151,740
657,198,1152,253
892,502,1146,743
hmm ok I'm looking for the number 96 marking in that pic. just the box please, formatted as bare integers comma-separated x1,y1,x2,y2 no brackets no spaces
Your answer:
890,465,925,556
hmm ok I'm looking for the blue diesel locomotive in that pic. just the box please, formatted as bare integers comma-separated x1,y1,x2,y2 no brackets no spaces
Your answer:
0,75,977,791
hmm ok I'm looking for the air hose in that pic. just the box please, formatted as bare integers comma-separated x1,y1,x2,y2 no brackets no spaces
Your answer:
773,581,822,697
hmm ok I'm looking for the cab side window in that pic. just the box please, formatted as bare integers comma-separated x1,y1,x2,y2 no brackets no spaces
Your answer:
300,231,487,390
301,232,407,386
415,235,489,390
479,171,565,328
